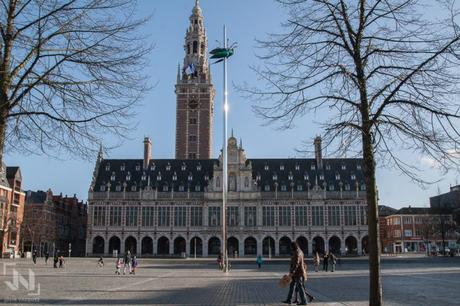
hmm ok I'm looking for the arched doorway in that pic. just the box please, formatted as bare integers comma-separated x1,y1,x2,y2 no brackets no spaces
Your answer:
108,236,121,255
92,236,104,254
279,236,291,256
190,237,203,257
157,236,169,255
141,237,153,255
208,237,221,255
312,236,325,254
125,236,137,254
296,236,308,256
362,236,369,255
244,237,257,255
262,236,275,257
174,237,186,255
345,236,358,255
228,237,239,257
328,236,341,254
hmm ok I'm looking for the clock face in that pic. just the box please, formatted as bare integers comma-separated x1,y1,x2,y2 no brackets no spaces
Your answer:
189,99,198,109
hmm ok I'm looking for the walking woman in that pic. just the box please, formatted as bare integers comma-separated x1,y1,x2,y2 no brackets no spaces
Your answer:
282,242,307,305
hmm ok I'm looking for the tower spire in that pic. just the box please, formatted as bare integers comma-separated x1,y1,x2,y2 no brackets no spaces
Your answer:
175,2,215,159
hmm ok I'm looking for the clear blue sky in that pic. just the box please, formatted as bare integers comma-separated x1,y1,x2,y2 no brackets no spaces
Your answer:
6,0,459,208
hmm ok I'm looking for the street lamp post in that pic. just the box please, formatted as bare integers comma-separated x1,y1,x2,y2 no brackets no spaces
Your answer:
222,25,229,273
210,25,235,274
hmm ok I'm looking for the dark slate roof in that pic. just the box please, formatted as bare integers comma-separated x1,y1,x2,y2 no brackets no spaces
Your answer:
94,159,217,192
6,167,19,179
93,157,364,193
379,205,398,217
25,190,48,204
248,158,364,192
396,207,431,215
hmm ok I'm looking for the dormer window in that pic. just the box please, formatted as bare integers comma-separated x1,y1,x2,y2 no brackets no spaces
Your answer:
135,164,140,171
360,184,366,191
264,185,270,191
295,164,300,171
157,172,162,181
105,164,110,171
304,173,309,181
195,185,201,192
110,172,116,181
272,174,278,181
172,172,177,181
351,174,356,180
357,164,362,170
197,164,202,171
319,174,324,180
281,185,287,191
329,185,335,191
179,185,185,192
100,185,106,192
280,164,285,171
115,185,121,192
326,164,331,170
141,173,147,181
188,173,193,181
120,164,125,171
181,163,187,171
204,174,209,181
341,164,346,170
162,185,169,192
126,172,131,181
288,173,294,181
296,185,303,191
166,163,171,171
345,183,351,191
150,164,156,171
335,173,340,180
264,164,269,171
311,164,316,170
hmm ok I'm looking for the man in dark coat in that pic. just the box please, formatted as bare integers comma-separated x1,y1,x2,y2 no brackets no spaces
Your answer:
282,242,307,305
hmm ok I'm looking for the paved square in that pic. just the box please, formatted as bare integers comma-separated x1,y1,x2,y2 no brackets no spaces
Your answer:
1,256,459,305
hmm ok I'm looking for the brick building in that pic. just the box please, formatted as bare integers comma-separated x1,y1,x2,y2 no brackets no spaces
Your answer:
0,164,26,257
382,206,457,253
23,190,87,256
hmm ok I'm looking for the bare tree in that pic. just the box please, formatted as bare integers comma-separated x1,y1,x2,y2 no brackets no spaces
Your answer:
243,1,460,304
0,0,152,163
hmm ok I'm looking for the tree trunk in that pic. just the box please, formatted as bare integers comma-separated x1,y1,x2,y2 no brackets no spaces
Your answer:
362,127,383,305
0,0,16,167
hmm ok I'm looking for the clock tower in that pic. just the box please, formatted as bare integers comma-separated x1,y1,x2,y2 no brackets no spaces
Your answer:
175,0,215,159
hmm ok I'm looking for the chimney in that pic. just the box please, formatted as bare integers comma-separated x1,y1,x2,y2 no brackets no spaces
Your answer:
314,136,322,169
143,137,152,169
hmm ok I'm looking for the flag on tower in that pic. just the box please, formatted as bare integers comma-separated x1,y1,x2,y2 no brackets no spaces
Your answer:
185,63,196,75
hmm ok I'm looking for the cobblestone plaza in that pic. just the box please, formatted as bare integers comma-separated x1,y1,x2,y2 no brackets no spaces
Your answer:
1,256,459,305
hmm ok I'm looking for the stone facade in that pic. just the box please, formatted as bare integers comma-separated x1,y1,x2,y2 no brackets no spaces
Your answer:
175,0,215,159
87,136,369,257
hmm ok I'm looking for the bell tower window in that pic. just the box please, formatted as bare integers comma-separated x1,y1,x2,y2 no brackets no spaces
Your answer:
187,43,191,54
193,41,198,53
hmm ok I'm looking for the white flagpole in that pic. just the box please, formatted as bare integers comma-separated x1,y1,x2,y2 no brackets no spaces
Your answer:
222,25,229,273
